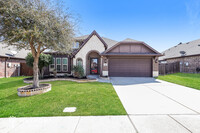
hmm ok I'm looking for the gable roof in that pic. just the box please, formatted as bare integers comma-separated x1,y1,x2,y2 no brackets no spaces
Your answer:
75,34,118,49
159,39,200,60
0,43,30,59
102,40,161,56
72,30,108,56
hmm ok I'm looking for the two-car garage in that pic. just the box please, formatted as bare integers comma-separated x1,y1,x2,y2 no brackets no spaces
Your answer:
102,40,161,77
108,58,152,77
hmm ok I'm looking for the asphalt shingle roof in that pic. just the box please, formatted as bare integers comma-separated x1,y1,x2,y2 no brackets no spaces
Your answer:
75,35,119,48
159,39,200,60
0,43,30,59
122,38,140,42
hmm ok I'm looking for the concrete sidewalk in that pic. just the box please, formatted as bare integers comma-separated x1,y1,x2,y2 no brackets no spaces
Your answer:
1,115,200,133
0,116,135,133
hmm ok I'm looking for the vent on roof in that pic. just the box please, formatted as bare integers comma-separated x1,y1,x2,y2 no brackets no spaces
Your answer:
5,53,14,57
186,42,190,44
198,44,200,46
180,51,186,56
178,42,182,45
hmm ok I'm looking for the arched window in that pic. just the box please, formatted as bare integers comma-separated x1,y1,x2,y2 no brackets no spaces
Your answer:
76,58,83,66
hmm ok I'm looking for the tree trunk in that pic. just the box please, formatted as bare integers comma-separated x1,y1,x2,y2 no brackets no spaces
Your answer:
33,56,39,88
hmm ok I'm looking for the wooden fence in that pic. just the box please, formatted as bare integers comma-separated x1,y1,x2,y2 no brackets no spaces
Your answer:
159,62,180,75
20,63,33,76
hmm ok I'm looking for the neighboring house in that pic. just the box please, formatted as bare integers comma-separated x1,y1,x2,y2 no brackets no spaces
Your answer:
159,39,200,73
0,43,32,78
44,30,161,77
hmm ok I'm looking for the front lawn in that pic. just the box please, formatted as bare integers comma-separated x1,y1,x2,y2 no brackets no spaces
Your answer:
158,73,200,90
0,77,126,117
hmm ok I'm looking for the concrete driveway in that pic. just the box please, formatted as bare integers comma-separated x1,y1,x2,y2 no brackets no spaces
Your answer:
111,77,200,133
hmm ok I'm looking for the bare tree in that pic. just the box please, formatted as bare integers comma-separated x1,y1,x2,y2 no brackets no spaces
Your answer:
0,0,75,88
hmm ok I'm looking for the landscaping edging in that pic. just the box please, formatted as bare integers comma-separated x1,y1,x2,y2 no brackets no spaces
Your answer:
23,78,97,84
17,83,51,97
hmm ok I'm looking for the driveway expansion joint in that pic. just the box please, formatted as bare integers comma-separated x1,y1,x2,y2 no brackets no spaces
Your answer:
168,115,192,133
127,115,139,133
73,116,81,133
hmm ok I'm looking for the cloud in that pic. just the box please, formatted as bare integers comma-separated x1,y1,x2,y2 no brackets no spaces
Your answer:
185,0,200,25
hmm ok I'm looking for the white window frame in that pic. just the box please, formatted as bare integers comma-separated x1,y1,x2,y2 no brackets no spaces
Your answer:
56,58,61,72
49,58,55,72
62,58,68,72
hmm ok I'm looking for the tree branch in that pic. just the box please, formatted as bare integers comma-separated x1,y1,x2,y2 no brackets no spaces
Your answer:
40,48,47,53
30,36,36,57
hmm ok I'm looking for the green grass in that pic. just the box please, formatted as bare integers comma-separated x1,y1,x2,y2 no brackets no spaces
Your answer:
0,77,126,117
158,73,200,90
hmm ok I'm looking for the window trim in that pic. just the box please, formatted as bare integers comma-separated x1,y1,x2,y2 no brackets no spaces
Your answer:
56,58,61,72
49,58,55,72
76,58,83,66
62,58,68,72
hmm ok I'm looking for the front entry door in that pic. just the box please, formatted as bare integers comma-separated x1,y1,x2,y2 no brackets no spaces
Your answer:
90,58,98,74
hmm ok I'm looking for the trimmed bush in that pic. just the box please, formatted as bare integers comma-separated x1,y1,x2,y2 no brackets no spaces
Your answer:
72,65,84,78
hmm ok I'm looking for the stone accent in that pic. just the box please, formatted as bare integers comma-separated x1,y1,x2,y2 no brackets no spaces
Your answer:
102,71,108,76
101,57,108,77
153,71,159,77
152,57,159,71
17,83,51,97
23,77,97,84
166,55,200,73
152,57,159,77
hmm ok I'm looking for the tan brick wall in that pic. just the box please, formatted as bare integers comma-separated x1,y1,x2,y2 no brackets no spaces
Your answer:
166,55,200,73
0,58,6,78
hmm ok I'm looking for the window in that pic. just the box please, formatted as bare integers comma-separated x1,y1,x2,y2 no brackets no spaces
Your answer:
77,58,83,66
56,58,61,72
73,42,79,49
62,58,68,72
49,58,55,71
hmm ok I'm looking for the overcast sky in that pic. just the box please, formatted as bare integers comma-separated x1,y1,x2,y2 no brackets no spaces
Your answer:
64,0,200,52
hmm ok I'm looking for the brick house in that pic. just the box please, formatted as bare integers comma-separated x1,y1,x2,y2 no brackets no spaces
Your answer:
0,43,32,78
159,39,200,73
44,30,161,77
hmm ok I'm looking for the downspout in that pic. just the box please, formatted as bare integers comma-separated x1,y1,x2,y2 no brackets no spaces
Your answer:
5,58,7,78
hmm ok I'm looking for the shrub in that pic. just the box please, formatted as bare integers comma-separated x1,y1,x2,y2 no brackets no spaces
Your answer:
196,67,200,73
72,65,84,78
26,53,53,79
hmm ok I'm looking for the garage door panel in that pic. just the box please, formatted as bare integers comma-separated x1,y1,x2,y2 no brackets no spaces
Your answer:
109,58,152,77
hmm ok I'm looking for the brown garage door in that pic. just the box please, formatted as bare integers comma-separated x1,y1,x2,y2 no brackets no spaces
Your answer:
109,58,152,77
